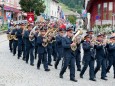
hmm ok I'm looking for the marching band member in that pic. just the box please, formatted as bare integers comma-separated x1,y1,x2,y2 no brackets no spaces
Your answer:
80,35,96,81
34,27,39,59
7,27,14,52
94,34,107,80
23,25,35,66
59,27,77,82
16,23,24,59
11,24,18,56
37,27,50,71
55,28,65,69
47,33,53,66
106,36,115,78
75,36,81,71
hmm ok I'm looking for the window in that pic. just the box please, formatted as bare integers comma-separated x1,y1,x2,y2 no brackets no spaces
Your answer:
108,2,113,20
98,4,101,16
103,3,107,20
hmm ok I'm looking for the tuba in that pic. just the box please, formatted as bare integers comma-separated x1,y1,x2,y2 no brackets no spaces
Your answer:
71,29,83,51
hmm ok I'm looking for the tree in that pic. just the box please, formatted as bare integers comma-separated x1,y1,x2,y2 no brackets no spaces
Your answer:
19,0,46,16
67,15,76,24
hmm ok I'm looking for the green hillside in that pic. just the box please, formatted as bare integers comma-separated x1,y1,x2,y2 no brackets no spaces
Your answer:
59,0,84,14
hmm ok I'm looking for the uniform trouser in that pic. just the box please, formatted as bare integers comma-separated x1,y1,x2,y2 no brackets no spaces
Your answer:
48,49,52,64
55,52,62,67
22,44,26,59
113,59,115,75
18,44,22,58
76,53,81,70
52,45,57,61
60,57,75,79
94,59,106,78
80,59,95,79
106,57,113,73
13,40,18,55
9,40,13,52
25,46,34,64
37,53,48,70
35,46,38,59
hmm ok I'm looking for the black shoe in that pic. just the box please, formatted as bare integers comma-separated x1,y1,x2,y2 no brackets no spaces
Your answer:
48,64,53,66
26,62,28,64
55,65,57,69
22,58,26,61
60,75,63,78
18,57,20,59
70,78,77,82
80,74,83,78
105,75,107,77
13,54,15,56
107,71,110,73
101,77,108,80
30,64,34,66
53,59,56,61
37,67,40,70
77,69,81,71
114,75,115,79
10,50,12,52
89,78,96,81
45,69,50,71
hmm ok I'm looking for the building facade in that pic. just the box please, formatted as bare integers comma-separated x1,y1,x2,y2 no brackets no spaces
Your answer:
86,0,115,28
43,0,61,20
0,0,21,23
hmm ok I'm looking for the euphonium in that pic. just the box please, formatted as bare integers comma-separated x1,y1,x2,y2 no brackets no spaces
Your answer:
42,29,53,47
12,32,18,40
71,29,83,51
7,33,13,40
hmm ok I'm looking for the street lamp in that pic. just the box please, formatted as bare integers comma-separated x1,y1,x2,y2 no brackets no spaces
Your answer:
0,0,5,26
112,13,115,30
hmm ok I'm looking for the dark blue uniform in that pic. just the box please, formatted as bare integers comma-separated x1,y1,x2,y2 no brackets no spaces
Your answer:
106,43,115,77
94,43,107,78
23,30,35,65
55,35,64,69
75,44,81,71
80,41,95,79
35,32,38,59
37,36,49,70
60,36,76,80
11,28,18,56
47,42,53,65
52,41,57,61
7,29,13,52
16,28,23,59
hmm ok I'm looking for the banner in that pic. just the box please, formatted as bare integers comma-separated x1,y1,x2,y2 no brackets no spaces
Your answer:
27,12,34,23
